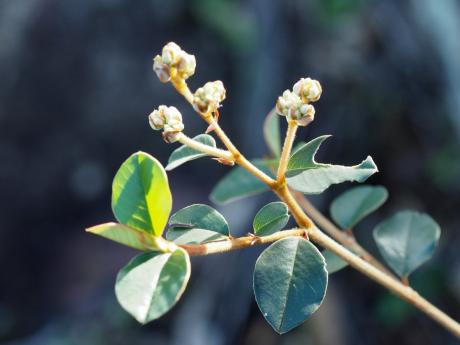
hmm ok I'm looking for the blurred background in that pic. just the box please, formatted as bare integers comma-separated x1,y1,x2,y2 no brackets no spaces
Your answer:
1,0,460,344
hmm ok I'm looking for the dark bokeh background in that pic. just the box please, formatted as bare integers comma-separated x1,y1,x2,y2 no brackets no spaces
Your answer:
1,0,460,344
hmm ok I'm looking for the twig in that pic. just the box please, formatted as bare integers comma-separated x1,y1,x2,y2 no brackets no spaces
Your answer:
292,191,395,278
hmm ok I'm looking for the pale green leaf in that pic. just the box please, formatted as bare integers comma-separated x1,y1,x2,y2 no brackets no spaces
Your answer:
263,108,281,157
111,152,172,236
322,250,348,274
373,211,441,278
166,204,229,244
253,202,290,236
286,136,378,194
330,185,388,229
86,222,160,251
253,237,328,334
166,134,216,171
210,160,274,205
115,248,191,324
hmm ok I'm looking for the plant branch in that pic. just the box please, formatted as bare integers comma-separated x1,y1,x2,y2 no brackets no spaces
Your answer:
277,120,297,182
292,191,395,277
180,228,306,256
176,133,233,161
172,79,276,188
170,76,460,338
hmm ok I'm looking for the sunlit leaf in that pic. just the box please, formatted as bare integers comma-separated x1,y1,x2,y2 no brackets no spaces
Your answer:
253,202,290,236
210,160,274,205
166,134,217,171
115,248,191,324
253,237,328,334
330,185,388,229
286,136,378,194
263,108,281,157
86,222,165,251
373,211,440,278
112,152,172,236
166,204,229,244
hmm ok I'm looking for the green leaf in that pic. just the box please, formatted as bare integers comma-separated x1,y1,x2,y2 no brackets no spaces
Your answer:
322,250,348,274
86,222,160,251
263,108,281,157
253,202,290,236
286,136,378,194
373,211,441,278
253,237,328,334
115,248,191,324
112,152,172,236
330,185,388,229
166,204,229,244
210,160,274,205
166,134,217,171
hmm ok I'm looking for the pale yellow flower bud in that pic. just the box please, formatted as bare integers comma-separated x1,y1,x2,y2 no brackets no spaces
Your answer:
275,89,315,126
193,81,226,114
152,42,196,83
148,105,184,141
293,78,322,103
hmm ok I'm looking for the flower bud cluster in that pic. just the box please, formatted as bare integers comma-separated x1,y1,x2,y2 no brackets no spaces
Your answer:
153,42,196,83
148,105,184,142
276,77,322,126
192,81,226,114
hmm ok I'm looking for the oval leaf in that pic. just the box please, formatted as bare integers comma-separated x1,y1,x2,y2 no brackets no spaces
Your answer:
166,134,217,171
373,211,441,278
322,250,348,274
112,152,172,236
87,222,160,251
115,248,191,324
166,204,229,244
263,109,281,158
253,202,290,236
253,237,328,334
210,160,274,205
286,136,378,194
330,185,388,229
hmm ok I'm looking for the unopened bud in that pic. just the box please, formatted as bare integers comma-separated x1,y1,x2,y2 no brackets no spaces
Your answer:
153,42,196,83
193,81,226,114
293,77,322,103
148,105,184,141
275,90,315,126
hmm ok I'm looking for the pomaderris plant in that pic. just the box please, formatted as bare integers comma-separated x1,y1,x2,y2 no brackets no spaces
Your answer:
87,42,460,337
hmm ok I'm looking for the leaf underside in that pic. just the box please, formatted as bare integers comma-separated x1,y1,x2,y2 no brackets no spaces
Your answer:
167,204,229,244
166,134,217,171
286,136,378,194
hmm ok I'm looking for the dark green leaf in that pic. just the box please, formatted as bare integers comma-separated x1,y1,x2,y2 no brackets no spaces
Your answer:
286,136,378,194
373,211,441,278
330,185,388,229
115,248,190,324
322,250,348,274
253,237,328,334
210,160,274,205
166,134,216,171
263,109,281,157
166,204,229,244
112,152,172,236
253,202,290,236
